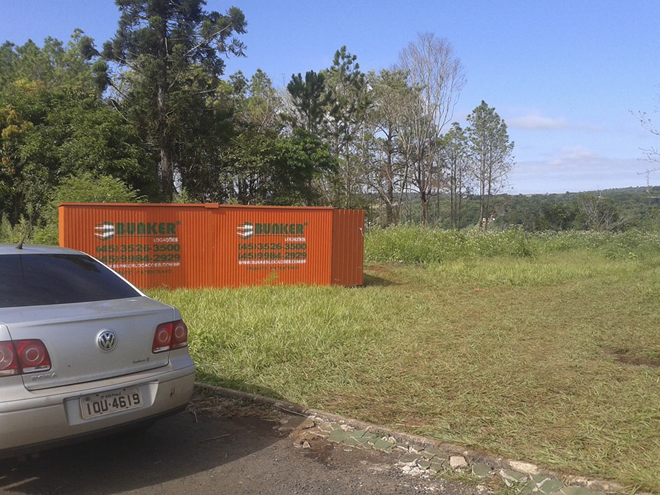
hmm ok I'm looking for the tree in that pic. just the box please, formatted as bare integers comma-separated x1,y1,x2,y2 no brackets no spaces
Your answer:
286,70,330,134
397,33,466,225
209,128,335,205
0,34,151,225
0,31,98,95
441,122,470,228
188,70,336,205
322,46,371,208
92,0,247,200
577,193,624,232
244,69,282,133
33,172,146,244
466,101,514,230
361,69,415,226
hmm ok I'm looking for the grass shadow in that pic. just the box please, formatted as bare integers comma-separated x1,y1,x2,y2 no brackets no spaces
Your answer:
361,264,402,287
362,273,397,287
195,369,287,401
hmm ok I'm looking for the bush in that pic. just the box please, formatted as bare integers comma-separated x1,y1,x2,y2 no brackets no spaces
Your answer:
31,172,145,245
0,215,31,243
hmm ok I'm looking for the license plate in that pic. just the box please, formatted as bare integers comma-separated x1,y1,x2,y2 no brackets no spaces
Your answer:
80,386,143,419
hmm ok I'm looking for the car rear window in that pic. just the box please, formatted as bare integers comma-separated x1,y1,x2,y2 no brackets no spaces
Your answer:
0,254,140,307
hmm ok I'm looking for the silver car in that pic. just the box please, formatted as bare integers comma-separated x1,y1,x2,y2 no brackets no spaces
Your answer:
0,244,195,458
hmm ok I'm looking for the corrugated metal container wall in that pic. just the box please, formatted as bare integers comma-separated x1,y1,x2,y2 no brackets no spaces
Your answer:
59,203,216,289
59,203,363,289
213,205,335,287
331,209,365,287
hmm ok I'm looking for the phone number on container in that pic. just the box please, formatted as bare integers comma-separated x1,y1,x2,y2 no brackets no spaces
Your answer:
98,254,180,263
238,252,306,260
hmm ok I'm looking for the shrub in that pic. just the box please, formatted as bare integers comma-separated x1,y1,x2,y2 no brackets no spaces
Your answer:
32,172,145,245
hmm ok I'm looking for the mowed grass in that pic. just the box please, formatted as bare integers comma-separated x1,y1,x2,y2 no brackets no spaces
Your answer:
150,229,660,492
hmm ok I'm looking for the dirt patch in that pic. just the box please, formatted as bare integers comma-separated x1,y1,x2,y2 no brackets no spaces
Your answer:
614,353,660,368
189,389,280,420
608,349,660,368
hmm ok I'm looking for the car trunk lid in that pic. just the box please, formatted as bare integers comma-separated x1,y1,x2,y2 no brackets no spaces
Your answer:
1,297,175,391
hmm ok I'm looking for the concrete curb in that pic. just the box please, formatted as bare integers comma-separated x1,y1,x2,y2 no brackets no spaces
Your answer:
194,383,630,494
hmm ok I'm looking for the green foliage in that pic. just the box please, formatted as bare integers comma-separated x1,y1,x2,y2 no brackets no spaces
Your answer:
286,70,330,134
365,225,534,263
95,0,247,199
361,69,415,226
441,122,470,228
0,214,31,243
207,127,336,205
32,172,145,245
365,225,660,264
50,171,145,205
321,46,371,209
0,34,154,225
466,100,514,229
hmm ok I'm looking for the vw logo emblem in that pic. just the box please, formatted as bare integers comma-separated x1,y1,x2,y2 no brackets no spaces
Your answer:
98,331,117,352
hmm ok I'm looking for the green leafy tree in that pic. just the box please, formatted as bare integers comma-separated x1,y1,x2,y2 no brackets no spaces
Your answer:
466,101,514,231
361,69,415,226
0,100,35,222
91,0,247,200
441,122,470,228
322,46,371,208
0,34,152,225
211,128,335,205
189,70,335,205
0,31,97,94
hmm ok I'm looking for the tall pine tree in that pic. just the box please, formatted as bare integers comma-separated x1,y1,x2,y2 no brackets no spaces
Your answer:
89,0,247,199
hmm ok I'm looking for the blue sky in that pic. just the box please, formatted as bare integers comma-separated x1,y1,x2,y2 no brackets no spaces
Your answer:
2,0,660,194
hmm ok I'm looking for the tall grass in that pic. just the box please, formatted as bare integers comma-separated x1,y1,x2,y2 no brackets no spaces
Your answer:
365,225,534,263
365,225,660,263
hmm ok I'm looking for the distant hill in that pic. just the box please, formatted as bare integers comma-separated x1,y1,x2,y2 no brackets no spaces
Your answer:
381,186,660,230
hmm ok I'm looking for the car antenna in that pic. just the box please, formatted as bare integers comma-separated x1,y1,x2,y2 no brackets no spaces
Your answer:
16,236,25,250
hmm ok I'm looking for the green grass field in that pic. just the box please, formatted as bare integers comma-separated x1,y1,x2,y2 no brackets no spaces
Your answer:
150,228,660,492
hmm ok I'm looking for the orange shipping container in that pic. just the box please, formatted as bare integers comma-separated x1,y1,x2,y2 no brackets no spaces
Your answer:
58,203,364,289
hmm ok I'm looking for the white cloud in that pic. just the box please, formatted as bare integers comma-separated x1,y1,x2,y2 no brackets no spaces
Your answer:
509,113,569,130
510,151,647,194
548,146,598,166
506,110,603,132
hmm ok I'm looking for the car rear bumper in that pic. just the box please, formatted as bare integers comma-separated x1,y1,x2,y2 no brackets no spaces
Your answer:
0,362,195,458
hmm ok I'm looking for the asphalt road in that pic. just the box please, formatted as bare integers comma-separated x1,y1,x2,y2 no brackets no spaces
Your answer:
0,393,482,495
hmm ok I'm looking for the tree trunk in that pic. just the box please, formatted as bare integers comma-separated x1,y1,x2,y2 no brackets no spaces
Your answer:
157,82,174,200
384,145,395,226
421,190,429,226
385,181,394,226
479,175,486,231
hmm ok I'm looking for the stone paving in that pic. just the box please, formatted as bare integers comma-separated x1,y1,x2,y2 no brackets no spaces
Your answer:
200,384,634,495
297,419,618,495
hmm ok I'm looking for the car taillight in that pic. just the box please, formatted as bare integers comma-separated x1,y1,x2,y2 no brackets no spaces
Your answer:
0,342,19,376
15,340,51,373
171,320,188,349
0,340,51,377
152,320,188,353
